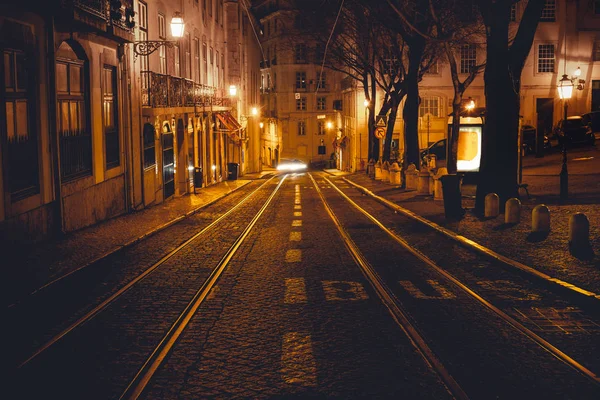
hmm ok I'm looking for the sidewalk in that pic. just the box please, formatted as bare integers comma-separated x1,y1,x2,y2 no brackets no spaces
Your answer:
3,169,275,307
337,169,600,299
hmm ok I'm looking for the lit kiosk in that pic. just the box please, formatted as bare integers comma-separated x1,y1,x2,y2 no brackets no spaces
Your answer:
442,100,485,219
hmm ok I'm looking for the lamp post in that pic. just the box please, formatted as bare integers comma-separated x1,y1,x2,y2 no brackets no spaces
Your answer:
363,99,369,170
556,68,585,200
133,12,185,57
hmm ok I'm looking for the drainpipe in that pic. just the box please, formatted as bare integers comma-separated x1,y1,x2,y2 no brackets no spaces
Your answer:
46,16,63,235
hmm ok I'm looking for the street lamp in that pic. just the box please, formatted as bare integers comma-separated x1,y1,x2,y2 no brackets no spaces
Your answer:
556,68,585,200
133,12,185,57
229,85,238,97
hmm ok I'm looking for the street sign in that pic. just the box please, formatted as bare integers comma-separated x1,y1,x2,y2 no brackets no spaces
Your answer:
295,93,300,100
375,127,386,139
375,115,387,127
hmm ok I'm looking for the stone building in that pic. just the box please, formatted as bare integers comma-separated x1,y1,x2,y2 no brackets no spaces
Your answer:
0,0,262,243
253,0,346,169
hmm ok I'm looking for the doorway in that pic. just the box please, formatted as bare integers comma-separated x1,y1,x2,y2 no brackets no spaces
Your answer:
162,124,175,199
592,80,600,112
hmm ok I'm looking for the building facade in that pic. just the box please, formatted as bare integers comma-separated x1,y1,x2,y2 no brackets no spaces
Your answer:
339,0,600,172
0,0,262,243
253,0,345,169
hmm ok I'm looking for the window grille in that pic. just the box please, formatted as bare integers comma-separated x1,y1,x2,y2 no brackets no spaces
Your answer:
540,0,556,22
296,97,307,111
460,44,476,74
298,120,306,135
537,44,555,73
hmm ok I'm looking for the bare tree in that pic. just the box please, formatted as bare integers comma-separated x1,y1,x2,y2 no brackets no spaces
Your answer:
473,0,546,213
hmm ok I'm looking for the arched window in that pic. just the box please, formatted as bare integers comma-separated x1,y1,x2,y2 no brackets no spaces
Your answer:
56,41,92,180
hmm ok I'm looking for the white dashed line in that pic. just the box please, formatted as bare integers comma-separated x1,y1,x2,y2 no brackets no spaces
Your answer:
322,281,369,301
284,278,308,304
285,249,302,262
289,232,302,241
398,280,456,299
281,332,317,386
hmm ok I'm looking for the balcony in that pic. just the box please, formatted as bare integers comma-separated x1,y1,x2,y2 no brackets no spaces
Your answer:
58,0,135,42
141,71,231,109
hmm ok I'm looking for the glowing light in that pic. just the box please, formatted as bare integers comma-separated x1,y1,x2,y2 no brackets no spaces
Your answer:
251,107,258,116
326,121,333,130
188,166,194,172
557,74,573,100
465,98,475,111
211,165,217,171
573,66,581,77
229,85,237,97
170,12,185,38
259,122,264,129
364,99,369,107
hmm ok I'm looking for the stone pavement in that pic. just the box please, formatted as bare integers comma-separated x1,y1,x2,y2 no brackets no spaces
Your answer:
3,169,275,307
325,160,600,299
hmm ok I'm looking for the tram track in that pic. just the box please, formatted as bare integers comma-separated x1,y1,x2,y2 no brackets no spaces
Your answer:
10,176,285,399
313,172,600,398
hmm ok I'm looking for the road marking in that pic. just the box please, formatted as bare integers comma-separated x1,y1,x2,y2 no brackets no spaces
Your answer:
284,278,308,304
281,332,317,386
399,280,456,299
289,231,302,241
514,307,600,334
285,249,302,262
294,211,302,217
295,184,300,191
292,220,302,227
477,280,541,301
322,281,369,301
294,205,302,210
295,199,301,204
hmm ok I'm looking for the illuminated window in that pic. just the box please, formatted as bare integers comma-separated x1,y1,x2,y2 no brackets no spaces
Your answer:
298,120,306,135
295,71,306,89
537,44,555,73
103,66,119,169
460,44,476,74
317,120,326,135
419,96,443,118
540,0,556,22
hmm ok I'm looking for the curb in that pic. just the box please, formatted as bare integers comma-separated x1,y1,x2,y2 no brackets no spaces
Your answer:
343,177,600,307
11,181,253,307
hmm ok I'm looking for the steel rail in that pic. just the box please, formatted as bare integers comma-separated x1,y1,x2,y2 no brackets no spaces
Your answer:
119,175,287,400
19,176,278,368
323,175,600,386
309,173,469,400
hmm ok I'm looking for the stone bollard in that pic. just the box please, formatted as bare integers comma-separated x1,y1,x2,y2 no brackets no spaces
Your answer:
405,164,418,190
367,159,375,178
505,198,521,224
417,166,430,194
375,160,382,180
532,204,550,233
390,162,401,185
569,213,590,249
484,193,500,218
382,161,390,183
433,167,448,200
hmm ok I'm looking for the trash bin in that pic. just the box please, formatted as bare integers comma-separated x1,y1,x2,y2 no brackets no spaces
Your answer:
227,162,239,180
193,167,203,192
440,174,464,219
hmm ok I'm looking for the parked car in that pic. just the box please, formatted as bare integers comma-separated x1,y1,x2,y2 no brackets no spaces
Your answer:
420,138,447,164
521,125,551,154
581,111,600,136
554,116,595,146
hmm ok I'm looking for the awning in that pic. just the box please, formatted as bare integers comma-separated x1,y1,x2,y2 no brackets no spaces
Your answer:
216,112,243,145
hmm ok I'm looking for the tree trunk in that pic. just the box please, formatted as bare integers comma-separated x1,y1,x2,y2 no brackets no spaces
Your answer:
383,96,400,161
403,38,425,169
447,98,462,174
475,7,519,213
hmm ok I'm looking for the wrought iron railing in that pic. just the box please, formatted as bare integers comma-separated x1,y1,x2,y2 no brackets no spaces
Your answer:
62,0,135,34
141,71,230,108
